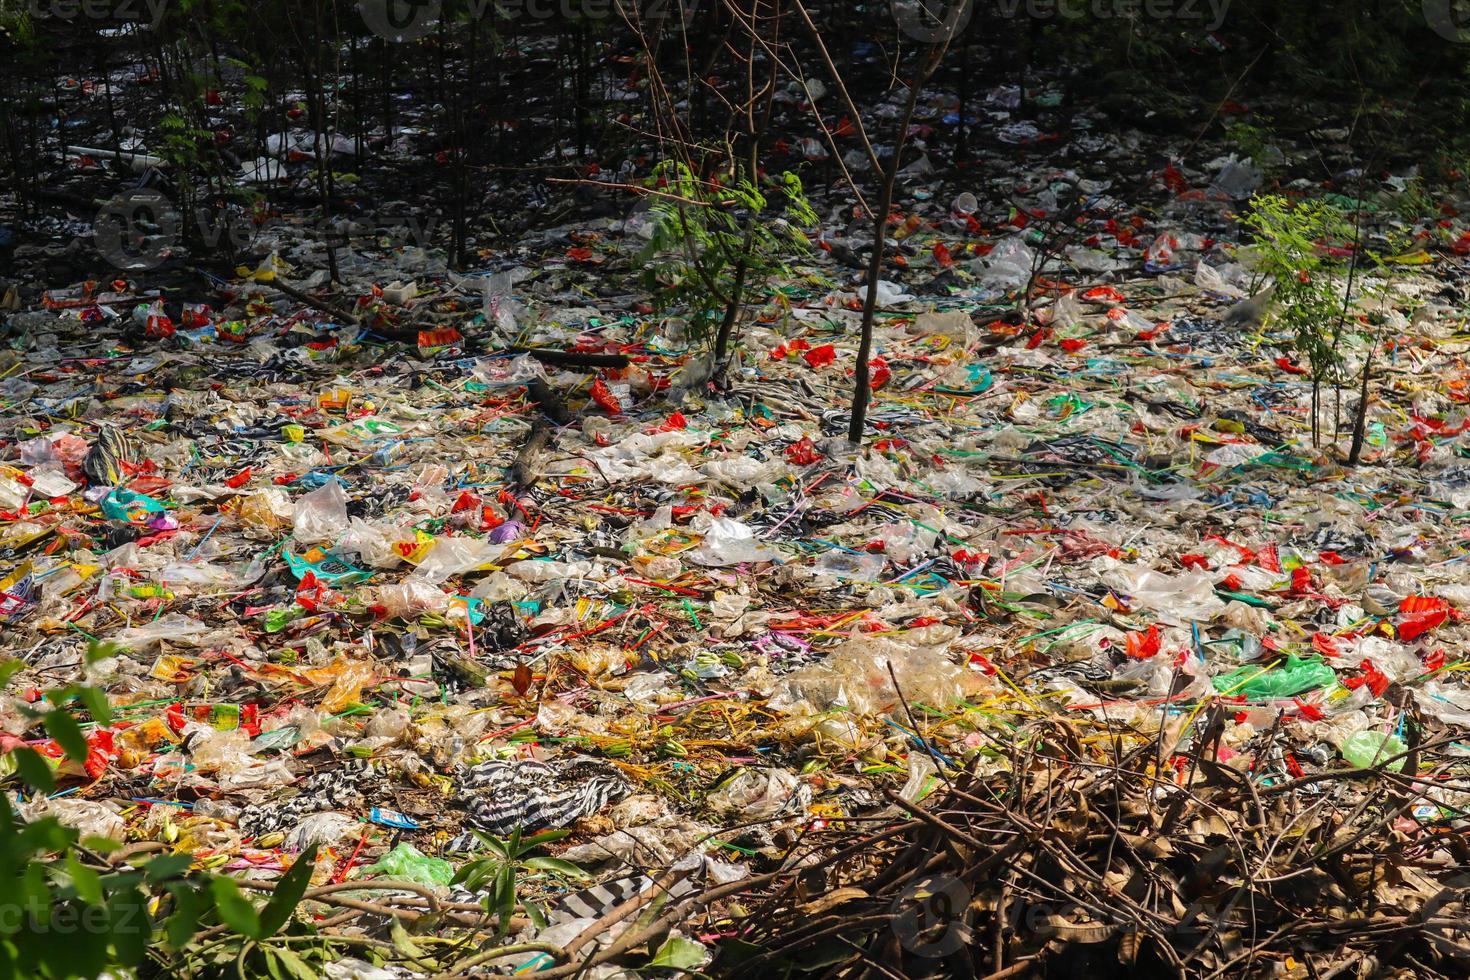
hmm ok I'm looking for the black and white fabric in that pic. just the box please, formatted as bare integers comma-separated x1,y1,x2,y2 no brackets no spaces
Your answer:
238,760,372,837
546,852,742,926
84,425,131,487
454,758,630,837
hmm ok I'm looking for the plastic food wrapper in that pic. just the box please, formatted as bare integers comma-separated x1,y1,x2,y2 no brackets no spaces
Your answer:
770,636,985,718
318,660,377,714
707,768,809,820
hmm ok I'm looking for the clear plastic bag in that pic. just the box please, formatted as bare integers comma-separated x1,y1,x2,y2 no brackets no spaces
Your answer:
707,768,803,819
293,479,349,545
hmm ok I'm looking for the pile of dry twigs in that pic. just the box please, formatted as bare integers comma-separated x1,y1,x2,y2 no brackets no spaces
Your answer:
710,711,1470,979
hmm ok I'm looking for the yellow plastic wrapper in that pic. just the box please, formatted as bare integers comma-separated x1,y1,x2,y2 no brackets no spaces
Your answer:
150,655,201,683
319,659,376,713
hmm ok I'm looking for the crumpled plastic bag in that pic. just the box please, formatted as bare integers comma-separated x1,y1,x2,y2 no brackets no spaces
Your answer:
114,613,211,650
293,479,349,545
360,842,454,887
411,536,496,584
683,516,782,567
910,310,977,346
1195,260,1246,299
1211,157,1263,199
706,768,806,819
971,235,1036,288
18,798,125,840
338,518,408,568
286,811,359,851
1100,565,1228,622
769,636,979,716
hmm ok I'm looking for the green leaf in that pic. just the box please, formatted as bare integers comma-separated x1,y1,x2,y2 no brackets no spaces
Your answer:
12,861,49,932
85,641,123,665
65,851,103,904
523,899,548,931
522,857,588,878
211,876,262,939
74,687,112,727
521,829,570,847
0,661,25,690
80,835,122,854
271,946,319,980
107,886,150,967
42,711,87,764
492,866,517,937
470,829,510,857
16,817,71,858
10,748,54,793
38,906,107,976
390,919,422,959
263,946,287,980
258,844,317,937
144,853,196,883
649,934,709,969
165,883,209,949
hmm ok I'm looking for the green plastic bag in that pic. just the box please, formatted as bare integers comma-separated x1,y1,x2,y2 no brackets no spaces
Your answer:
1211,655,1336,700
1340,730,1407,772
360,843,454,887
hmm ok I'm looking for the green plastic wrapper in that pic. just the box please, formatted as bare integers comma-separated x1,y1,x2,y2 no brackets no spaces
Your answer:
1211,655,1336,700
1339,730,1407,772
360,842,454,887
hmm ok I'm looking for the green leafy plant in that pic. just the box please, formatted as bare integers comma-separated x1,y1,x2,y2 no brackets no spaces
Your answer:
639,161,816,366
1244,193,1404,456
1224,117,1277,166
0,643,318,978
1242,194,1358,445
1386,175,1437,224
453,827,586,938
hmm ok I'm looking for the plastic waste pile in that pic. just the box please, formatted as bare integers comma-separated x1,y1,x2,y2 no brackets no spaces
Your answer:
5,67,1470,968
